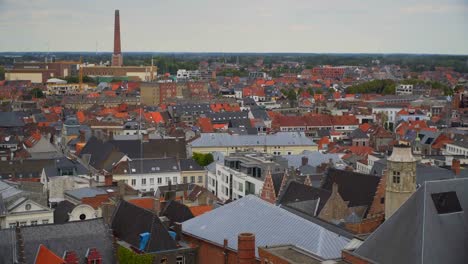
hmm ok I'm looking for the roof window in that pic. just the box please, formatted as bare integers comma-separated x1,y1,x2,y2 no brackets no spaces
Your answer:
431,191,463,214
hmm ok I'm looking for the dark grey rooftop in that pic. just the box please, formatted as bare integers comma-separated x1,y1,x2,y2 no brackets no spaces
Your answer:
354,178,468,264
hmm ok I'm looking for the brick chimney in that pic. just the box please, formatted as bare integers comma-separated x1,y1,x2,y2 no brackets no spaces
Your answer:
452,159,461,176
104,173,113,186
79,130,86,143
237,233,256,264
173,222,182,241
301,156,308,166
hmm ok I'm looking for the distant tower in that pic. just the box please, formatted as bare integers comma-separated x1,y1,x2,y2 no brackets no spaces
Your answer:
111,10,123,66
385,142,417,219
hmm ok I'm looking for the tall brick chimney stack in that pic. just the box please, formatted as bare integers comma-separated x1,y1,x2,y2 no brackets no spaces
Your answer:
452,159,461,176
237,233,256,264
111,9,123,66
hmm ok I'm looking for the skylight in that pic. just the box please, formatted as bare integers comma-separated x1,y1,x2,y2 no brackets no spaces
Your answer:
431,191,463,214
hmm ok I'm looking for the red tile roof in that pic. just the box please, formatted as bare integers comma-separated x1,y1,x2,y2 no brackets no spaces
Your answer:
35,244,65,264
189,205,213,217
197,117,214,133
128,198,156,210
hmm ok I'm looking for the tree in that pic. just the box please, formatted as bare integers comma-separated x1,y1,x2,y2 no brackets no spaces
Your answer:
192,152,214,166
30,88,44,98
287,89,297,101
0,66,4,81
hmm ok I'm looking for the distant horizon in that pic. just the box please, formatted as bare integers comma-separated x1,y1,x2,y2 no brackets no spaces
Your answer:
1,51,467,56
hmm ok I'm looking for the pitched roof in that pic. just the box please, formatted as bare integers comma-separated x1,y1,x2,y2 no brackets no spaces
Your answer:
322,168,380,209
53,200,75,224
128,198,156,210
0,229,16,263
190,132,316,147
354,178,468,264
182,195,351,259
34,244,65,264
189,205,213,216
20,219,115,264
111,200,178,252
276,181,331,213
161,200,194,225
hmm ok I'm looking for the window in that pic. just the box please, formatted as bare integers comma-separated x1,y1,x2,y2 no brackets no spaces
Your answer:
392,171,400,184
157,178,162,184
142,178,147,185
191,176,195,183
131,179,136,186
150,178,154,185
183,177,187,184
25,204,31,210
198,176,203,183
173,177,177,184
165,177,170,184
42,220,49,224
380,197,385,204
9,223,16,228
238,183,243,192
79,214,86,220
176,256,185,264
31,221,38,226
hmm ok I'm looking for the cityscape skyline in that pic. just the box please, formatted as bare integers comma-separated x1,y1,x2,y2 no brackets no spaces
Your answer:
0,0,467,54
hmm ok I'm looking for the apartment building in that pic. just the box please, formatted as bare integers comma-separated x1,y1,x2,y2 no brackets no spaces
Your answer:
207,152,287,201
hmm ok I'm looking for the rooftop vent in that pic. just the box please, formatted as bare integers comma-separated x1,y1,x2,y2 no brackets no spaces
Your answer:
431,191,463,214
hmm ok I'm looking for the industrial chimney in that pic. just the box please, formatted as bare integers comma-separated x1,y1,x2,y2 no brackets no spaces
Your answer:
111,10,123,66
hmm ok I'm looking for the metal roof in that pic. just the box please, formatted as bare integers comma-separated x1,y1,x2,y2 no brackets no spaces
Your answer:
190,132,316,147
182,195,350,259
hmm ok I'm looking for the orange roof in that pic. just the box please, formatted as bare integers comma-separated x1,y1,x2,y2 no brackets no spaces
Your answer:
197,117,214,132
128,198,155,210
213,123,228,130
76,111,86,123
87,92,100,98
35,244,65,264
189,205,213,216
359,123,372,133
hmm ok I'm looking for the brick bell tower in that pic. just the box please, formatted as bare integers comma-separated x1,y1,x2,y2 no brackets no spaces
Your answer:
111,9,123,66
385,142,417,219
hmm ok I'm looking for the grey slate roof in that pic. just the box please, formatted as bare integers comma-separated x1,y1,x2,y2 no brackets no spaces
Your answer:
125,158,179,174
354,178,468,264
0,229,16,263
111,200,178,252
65,187,107,200
182,195,350,259
0,112,25,127
20,218,115,264
349,128,369,139
280,151,341,168
179,159,204,171
190,132,316,147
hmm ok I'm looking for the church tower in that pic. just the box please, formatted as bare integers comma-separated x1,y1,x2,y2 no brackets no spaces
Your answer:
385,142,417,219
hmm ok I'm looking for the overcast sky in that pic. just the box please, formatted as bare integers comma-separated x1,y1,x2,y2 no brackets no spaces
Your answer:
0,0,467,54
